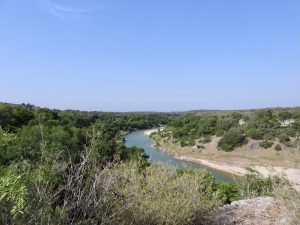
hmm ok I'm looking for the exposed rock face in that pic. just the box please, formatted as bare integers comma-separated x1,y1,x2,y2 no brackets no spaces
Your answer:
280,119,295,127
216,197,292,225
238,119,247,126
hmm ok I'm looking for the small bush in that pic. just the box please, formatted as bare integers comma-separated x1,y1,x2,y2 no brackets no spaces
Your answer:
215,129,224,137
197,145,205,149
180,139,195,147
278,133,290,143
218,128,247,151
259,140,273,149
203,136,212,143
246,128,264,140
214,182,240,204
275,144,282,151
263,129,277,141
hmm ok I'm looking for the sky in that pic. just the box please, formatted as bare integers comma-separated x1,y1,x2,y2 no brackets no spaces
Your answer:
0,0,299,112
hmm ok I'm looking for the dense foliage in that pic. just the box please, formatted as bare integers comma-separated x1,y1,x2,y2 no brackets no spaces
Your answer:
0,103,177,223
160,108,300,151
0,103,297,224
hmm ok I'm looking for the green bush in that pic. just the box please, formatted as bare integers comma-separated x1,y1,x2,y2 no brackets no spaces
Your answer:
275,144,282,151
116,164,223,224
238,169,290,198
259,140,273,149
246,128,264,140
203,135,212,143
278,111,293,121
0,166,28,218
214,182,240,204
215,129,224,137
180,138,195,147
263,128,277,141
278,133,290,143
218,128,247,151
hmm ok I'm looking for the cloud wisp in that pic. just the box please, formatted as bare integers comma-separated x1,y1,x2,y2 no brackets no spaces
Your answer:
38,0,100,20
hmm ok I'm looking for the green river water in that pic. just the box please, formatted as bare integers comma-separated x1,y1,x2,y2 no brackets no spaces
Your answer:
125,130,235,182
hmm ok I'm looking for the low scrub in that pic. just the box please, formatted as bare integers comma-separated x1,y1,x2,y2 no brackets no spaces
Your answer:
275,144,282,151
279,133,290,143
0,132,226,225
114,164,223,224
238,168,291,198
259,140,273,149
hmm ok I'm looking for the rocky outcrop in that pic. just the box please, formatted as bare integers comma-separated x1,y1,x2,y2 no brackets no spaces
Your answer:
216,197,293,225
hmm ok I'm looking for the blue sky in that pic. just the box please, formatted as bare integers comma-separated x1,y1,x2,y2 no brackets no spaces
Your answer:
0,0,299,111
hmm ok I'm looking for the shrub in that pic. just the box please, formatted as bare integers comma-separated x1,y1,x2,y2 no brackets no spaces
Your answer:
215,182,240,204
278,133,290,143
197,145,205,149
278,111,293,121
286,126,297,137
115,164,223,224
218,128,247,151
238,169,300,223
180,139,195,147
238,168,291,198
215,129,224,137
263,128,277,141
259,140,273,149
203,135,212,143
275,144,282,151
246,128,264,140
0,166,28,219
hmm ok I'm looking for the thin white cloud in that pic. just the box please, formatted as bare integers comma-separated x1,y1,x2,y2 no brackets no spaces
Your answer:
38,0,100,20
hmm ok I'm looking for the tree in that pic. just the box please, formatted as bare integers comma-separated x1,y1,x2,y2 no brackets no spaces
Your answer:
278,111,292,121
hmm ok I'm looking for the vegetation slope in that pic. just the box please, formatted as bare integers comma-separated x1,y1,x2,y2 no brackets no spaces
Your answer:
0,103,298,224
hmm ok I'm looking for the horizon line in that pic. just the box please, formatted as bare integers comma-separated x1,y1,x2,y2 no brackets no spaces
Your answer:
1,101,299,114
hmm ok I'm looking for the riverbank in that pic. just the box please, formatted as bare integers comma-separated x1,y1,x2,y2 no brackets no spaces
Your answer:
148,130,300,191
126,129,234,182
176,156,300,191
143,128,159,136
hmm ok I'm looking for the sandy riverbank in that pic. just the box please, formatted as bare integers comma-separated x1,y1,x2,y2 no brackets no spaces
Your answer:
144,127,165,136
177,156,300,191
144,131,300,190
149,132,300,190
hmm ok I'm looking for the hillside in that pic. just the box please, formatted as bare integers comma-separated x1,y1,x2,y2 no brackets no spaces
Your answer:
151,109,300,191
0,103,299,224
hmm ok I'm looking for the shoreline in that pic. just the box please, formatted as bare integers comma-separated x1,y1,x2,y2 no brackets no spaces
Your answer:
143,127,165,136
176,155,300,191
176,156,247,176
143,129,300,191
143,128,159,136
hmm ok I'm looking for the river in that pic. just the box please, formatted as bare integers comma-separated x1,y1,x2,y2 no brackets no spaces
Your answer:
125,130,234,182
